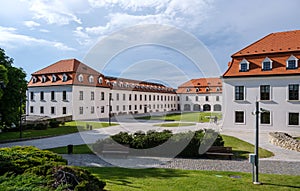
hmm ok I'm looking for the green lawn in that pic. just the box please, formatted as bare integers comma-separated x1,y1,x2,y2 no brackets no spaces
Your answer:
136,112,222,123
222,135,274,159
0,121,118,142
48,134,274,159
154,122,196,127
86,167,300,191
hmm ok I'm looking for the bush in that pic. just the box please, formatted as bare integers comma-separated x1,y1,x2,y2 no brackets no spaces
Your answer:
49,119,61,128
93,129,224,158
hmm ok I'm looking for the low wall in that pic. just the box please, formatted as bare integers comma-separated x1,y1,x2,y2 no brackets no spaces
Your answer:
269,132,300,152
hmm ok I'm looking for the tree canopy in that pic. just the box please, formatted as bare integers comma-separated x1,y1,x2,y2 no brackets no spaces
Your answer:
0,48,27,128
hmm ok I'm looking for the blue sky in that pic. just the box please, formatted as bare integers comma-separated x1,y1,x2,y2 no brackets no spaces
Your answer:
0,0,299,87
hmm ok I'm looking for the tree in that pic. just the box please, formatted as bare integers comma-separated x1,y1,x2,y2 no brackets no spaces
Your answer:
0,48,27,128
0,65,8,99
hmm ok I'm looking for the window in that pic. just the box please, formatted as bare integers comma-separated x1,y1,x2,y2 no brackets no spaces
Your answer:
157,95,159,101
79,91,83,100
289,112,299,125
98,77,103,84
239,59,249,72
235,111,244,123
52,74,57,82
79,107,83,114
149,95,151,101
116,93,119,101
42,75,47,83
51,107,55,114
289,84,299,100
101,106,104,113
62,107,67,114
196,88,199,92
51,91,55,101
62,73,68,82
91,91,94,100
40,106,44,114
261,111,270,124
89,75,94,83
186,96,188,101
116,105,119,111
205,96,209,101
32,76,37,83
140,94,142,101
216,87,220,92
235,86,244,100
62,91,67,101
135,94,137,101
153,95,155,101
216,96,220,101
40,91,44,101
101,92,104,100
91,106,95,114
78,74,83,82
260,85,270,100
145,95,147,101
161,95,163,101
140,105,142,110
129,94,132,101
286,55,298,69
129,105,132,110
123,105,126,111
30,106,34,113
206,87,209,92
186,88,190,92
30,92,34,100
195,96,198,101
262,57,272,71
123,94,126,101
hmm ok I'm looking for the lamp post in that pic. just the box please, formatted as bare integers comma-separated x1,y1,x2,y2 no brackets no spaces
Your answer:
19,88,23,139
253,101,260,184
108,93,112,125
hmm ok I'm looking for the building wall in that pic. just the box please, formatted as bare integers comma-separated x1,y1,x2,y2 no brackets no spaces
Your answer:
222,76,300,129
178,93,222,112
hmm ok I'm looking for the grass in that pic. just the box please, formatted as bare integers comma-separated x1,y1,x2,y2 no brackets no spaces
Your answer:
0,121,118,142
86,167,300,191
136,112,222,123
154,122,196,127
222,135,274,159
48,134,274,159
295,137,300,141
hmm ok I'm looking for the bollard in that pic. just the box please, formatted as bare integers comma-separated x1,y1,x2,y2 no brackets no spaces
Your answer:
67,144,73,154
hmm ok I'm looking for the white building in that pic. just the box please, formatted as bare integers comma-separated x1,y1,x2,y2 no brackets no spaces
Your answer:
27,59,178,121
222,30,300,130
176,78,222,112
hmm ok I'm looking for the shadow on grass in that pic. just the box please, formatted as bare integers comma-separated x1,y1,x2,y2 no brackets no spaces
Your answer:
262,183,300,189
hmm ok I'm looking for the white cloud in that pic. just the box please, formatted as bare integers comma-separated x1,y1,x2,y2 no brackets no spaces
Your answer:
23,20,40,28
0,26,75,51
28,0,82,25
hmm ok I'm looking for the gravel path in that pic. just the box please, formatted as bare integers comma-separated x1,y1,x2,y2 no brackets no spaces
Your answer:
62,154,300,175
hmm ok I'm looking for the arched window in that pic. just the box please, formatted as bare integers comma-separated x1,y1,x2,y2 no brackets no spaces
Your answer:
184,104,191,111
78,74,83,82
286,55,298,69
41,75,47,83
52,74,57,82
88,75,94,83
193,104,200,111
98,77,103,84
203,104,211,111
213,104,222,111
62,73,68,82
32,76,37,83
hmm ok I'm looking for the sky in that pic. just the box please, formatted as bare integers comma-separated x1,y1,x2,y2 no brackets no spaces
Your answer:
0,0,300,87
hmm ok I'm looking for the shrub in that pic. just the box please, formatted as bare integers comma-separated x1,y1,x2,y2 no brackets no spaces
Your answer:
49,119,61,128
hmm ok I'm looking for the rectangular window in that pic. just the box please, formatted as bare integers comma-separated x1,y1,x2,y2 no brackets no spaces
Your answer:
262,61,271,71
62,107,67,114
135,105,137,110
196,96,198,101
30,106,34,113
149,95,151,101
79,91,83,100
91,106,94,114
289,84,299,100
178,96,180,101
205,96,209,101
140,105,142,110
157,95,159,101
51,107,55,114
153,95,155,101
235,86,244,100
261,111,270,124
91,91,94,100
101,92,105,100
123,105,126,111
40,106,44,114
101,106,104,113
260,85,270,100
129,94,132,101
123,94,126,101
129,105,132,110
79,107,83,114
287,60,297,69
116,93,119,101
145,95,147,101
135,94,137,101
161,95,163,101
51,91,55,101
240,63,248,72
289,112,299,125
40,91,44,101
186,96,188,101
63,91,67,100
30,92,34,100
140,94,142,101
235,111,244,123
116,105,119,111
216,96,220,101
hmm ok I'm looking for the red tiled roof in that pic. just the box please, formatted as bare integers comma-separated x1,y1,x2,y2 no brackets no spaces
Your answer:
223,30,300,78
232,30,300,57
176,78,222,94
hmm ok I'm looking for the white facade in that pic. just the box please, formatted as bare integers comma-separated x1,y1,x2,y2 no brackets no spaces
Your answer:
222,76,300,129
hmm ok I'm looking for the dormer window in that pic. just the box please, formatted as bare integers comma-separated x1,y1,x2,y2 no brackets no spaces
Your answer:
106,80,110,85
239,58,249,72
186,88,190,92
216,87,220,92
52,74,57,82
78,74,83,82
32,76,37,83
41,75,47,83
286,55,298,69
98,77,103,84
88,75,94,83
62,73,68,82
196,88,199,92
206,87,210,92
262,57,272,71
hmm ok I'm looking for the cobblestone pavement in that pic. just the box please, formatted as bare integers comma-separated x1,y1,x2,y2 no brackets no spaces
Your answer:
62,154,300,175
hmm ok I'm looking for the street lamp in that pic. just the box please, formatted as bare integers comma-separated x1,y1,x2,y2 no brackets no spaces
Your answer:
19,88,23,139
108,93,112,125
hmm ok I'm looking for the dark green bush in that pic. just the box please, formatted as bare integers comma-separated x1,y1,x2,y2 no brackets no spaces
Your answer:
33,123,48,130
49,119,61,128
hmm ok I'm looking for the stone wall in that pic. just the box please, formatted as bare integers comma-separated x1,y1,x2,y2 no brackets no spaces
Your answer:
269,132,300,152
